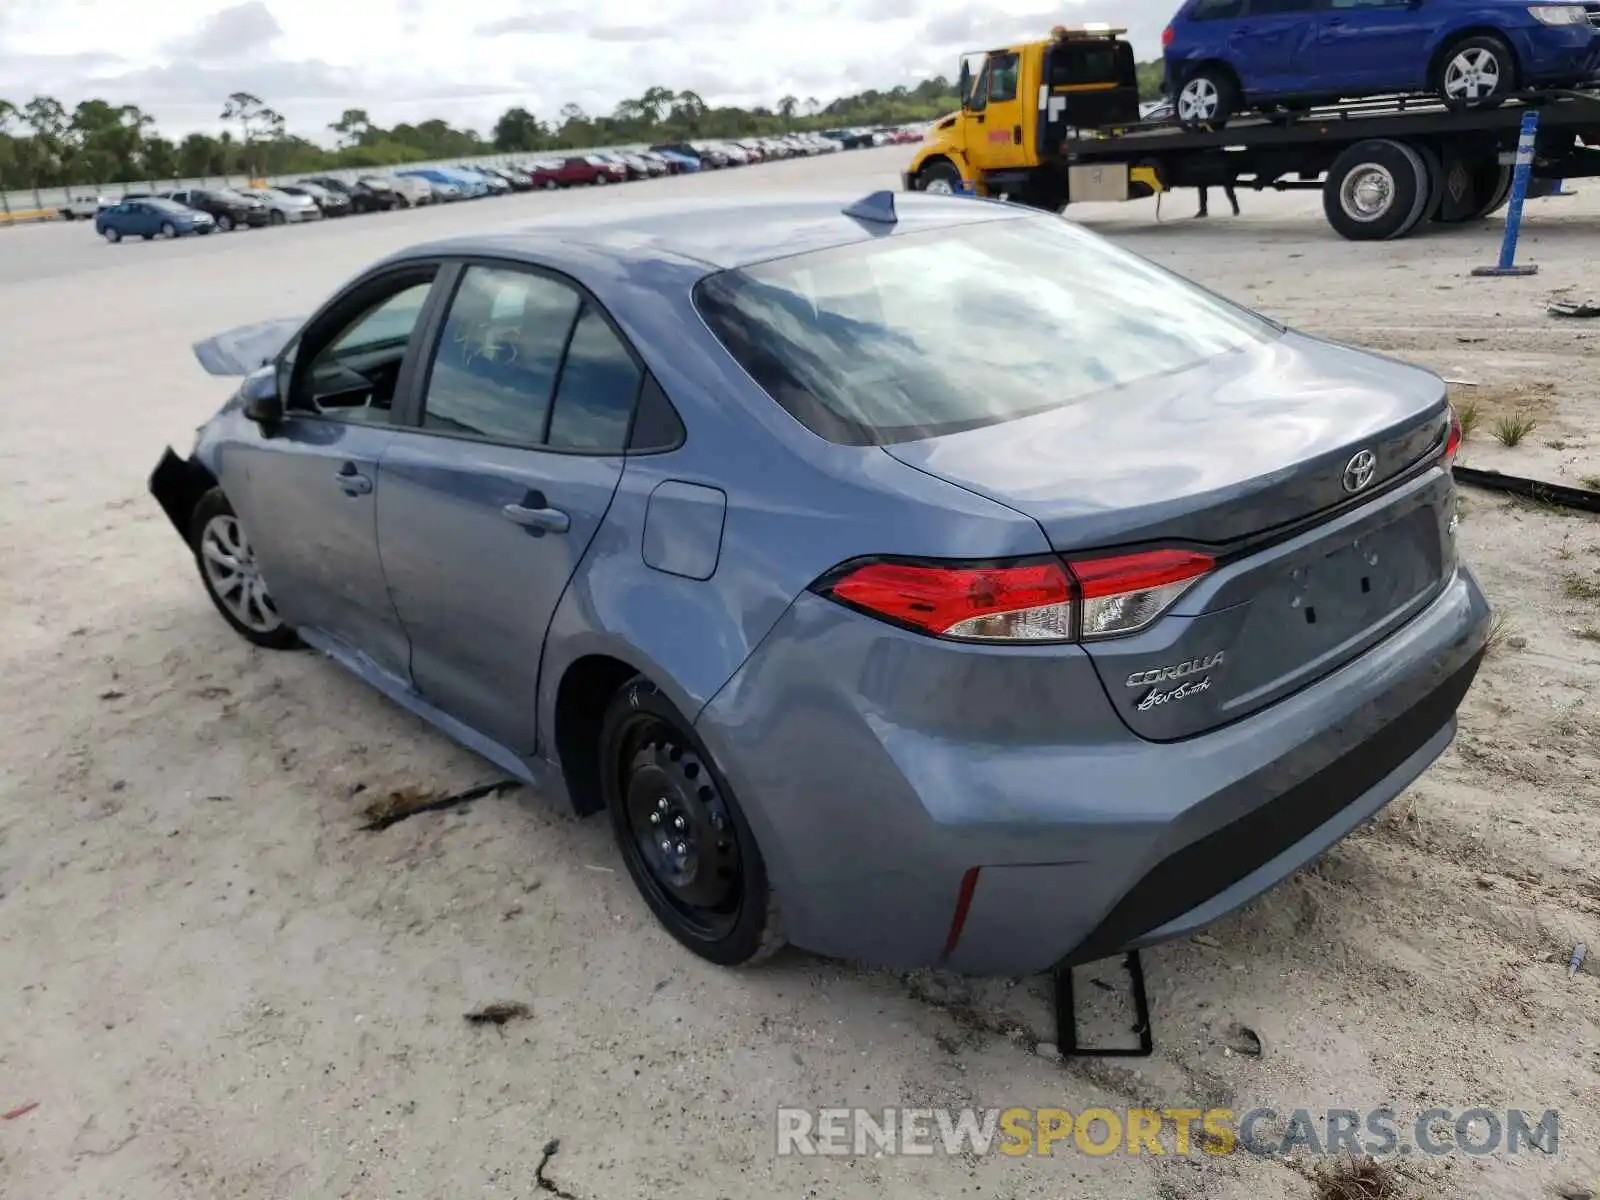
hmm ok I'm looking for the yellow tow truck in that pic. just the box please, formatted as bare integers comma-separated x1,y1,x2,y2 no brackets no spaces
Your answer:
903,24,1160,212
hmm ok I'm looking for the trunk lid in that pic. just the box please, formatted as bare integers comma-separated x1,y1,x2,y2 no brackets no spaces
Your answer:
192,317,303,376
885,333,1457,740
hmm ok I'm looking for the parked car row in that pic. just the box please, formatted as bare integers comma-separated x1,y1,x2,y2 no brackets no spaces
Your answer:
78,125,925,242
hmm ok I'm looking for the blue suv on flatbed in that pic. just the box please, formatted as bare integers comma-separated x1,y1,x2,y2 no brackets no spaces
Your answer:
1163,0,1600,125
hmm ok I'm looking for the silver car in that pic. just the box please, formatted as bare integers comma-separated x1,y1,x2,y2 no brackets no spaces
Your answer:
246,186,322,225
147,192,1489,976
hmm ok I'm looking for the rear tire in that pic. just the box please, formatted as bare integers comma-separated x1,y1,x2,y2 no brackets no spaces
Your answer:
217,214,233,232
269,209,286,226
598,677,785,967
1323,138,1431,241
160,222,177,238
916,159,965,195
188,489,299,650
1433,35,1517,109
1176,66,1240,128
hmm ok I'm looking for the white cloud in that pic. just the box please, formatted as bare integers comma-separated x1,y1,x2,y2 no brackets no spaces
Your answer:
0,0,1175,138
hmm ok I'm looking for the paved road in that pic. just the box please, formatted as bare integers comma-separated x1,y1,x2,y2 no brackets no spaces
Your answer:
0,148,910,287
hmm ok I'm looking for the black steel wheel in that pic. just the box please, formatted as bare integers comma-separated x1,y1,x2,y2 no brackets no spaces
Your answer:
599,678,783,966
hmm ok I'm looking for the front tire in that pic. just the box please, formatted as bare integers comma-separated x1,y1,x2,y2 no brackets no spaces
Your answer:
599,678,784,967
1434,35,1516,109
102,227,121,243
217,214,233,231
160,222,177,238
188,489,299,650
269,209,286,226
916,159,965,195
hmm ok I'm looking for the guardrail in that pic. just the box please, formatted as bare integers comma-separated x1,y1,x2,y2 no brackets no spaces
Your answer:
0,143,654,226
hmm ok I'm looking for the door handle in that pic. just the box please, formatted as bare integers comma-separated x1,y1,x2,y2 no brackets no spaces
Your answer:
975,113,986,124
335,463,373,496
1013,124,1022,144
502,502,570,534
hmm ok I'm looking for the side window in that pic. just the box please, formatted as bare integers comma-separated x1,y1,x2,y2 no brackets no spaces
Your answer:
1249,0,1315,11
989,53,1019,103
968,61,992,112
546,306,643,452
1189,0,1245,16
292,273,437,421
420,266,581,444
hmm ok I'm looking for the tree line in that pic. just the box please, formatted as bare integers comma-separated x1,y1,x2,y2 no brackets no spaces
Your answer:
0,79,965,191
0,65,1166,192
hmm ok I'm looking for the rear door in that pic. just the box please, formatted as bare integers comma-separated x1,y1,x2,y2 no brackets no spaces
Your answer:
225,264,442,681
1316,0,1437,92
1228,0,1321,93
375,260,642,755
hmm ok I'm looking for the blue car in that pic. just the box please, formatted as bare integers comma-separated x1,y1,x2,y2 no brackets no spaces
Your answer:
397,168,488,199
649,146,702,173
1163,0,1600,125
148,193,1488,975
96,197,216,243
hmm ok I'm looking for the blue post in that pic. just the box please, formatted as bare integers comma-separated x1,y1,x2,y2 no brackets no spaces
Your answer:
1473,108,1540,278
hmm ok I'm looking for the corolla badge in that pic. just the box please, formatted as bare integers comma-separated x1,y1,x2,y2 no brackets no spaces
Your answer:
1127,650,1226,714
1125,651,1225,689
1342,449,1378,494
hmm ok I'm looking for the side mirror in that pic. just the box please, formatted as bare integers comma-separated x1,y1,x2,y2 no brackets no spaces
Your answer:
959,61,973,109
241,372,284,431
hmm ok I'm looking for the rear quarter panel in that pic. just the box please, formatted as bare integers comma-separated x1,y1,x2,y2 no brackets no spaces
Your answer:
530,249,1050,736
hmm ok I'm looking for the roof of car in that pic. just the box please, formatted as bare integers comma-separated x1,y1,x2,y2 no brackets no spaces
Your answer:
392,191,1027,272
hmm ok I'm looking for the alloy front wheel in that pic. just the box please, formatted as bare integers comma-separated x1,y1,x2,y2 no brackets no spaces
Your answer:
188,488,299,649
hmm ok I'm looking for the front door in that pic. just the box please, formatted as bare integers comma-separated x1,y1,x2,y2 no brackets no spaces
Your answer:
226,266,440,680
965,51,1027,171
376,261,641,754
1229,0,1320,95
1316,0,1437,92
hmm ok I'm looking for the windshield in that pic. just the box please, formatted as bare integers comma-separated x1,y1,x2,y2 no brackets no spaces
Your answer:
694,215,1279,446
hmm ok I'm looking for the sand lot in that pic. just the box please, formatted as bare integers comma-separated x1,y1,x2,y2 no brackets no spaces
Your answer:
1,147,1597,1200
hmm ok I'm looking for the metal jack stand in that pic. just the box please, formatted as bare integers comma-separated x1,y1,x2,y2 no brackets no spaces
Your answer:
1055,951,1154,1058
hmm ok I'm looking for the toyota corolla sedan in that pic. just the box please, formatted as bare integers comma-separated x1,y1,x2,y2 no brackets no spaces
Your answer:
148,192,1489,975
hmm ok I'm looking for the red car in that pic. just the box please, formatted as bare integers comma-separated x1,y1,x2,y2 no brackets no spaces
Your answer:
545,155,629,187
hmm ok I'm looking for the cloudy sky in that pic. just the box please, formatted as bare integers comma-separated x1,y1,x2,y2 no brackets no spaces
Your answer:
0,0,1172,141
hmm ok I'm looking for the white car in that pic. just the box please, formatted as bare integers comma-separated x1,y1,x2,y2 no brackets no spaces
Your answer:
246,186,323,224
388,174,434,207
60,194,113,220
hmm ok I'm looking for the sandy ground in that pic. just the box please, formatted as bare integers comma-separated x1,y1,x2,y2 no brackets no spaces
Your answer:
0,147,1597,1200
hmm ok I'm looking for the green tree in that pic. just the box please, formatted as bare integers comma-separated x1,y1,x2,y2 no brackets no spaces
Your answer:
221,91,283,175
329,108,373,148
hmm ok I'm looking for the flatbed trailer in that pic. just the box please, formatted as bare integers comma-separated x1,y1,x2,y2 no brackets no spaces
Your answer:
907,86,1600,241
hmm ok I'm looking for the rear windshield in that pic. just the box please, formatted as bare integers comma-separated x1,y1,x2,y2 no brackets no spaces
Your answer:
694,215,1278,446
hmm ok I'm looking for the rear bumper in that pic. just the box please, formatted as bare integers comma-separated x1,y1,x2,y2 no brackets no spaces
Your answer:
696,562,1490,976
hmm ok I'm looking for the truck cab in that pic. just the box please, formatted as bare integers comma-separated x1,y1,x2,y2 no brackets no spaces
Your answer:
904,24,1151,210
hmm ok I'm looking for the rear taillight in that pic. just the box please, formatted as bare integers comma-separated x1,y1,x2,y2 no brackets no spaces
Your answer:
1162,24,1175,47
826,559,1074,643
1443,405,1462,466
1070,548,1214,639
816,548,1214,644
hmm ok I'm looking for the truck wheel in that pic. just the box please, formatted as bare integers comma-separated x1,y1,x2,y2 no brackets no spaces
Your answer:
916,160,965,195
1433,35,1516,109
217,214,234,231
1176,67,1239,128
1324,139,1432,241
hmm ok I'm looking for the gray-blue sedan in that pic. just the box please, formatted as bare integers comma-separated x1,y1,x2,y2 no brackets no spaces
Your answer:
148,191,1490,975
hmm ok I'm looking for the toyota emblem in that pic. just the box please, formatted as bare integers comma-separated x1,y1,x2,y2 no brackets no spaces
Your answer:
1342,449,1378,494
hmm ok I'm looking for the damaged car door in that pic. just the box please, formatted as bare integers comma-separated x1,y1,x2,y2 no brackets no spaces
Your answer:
230,264,444,679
